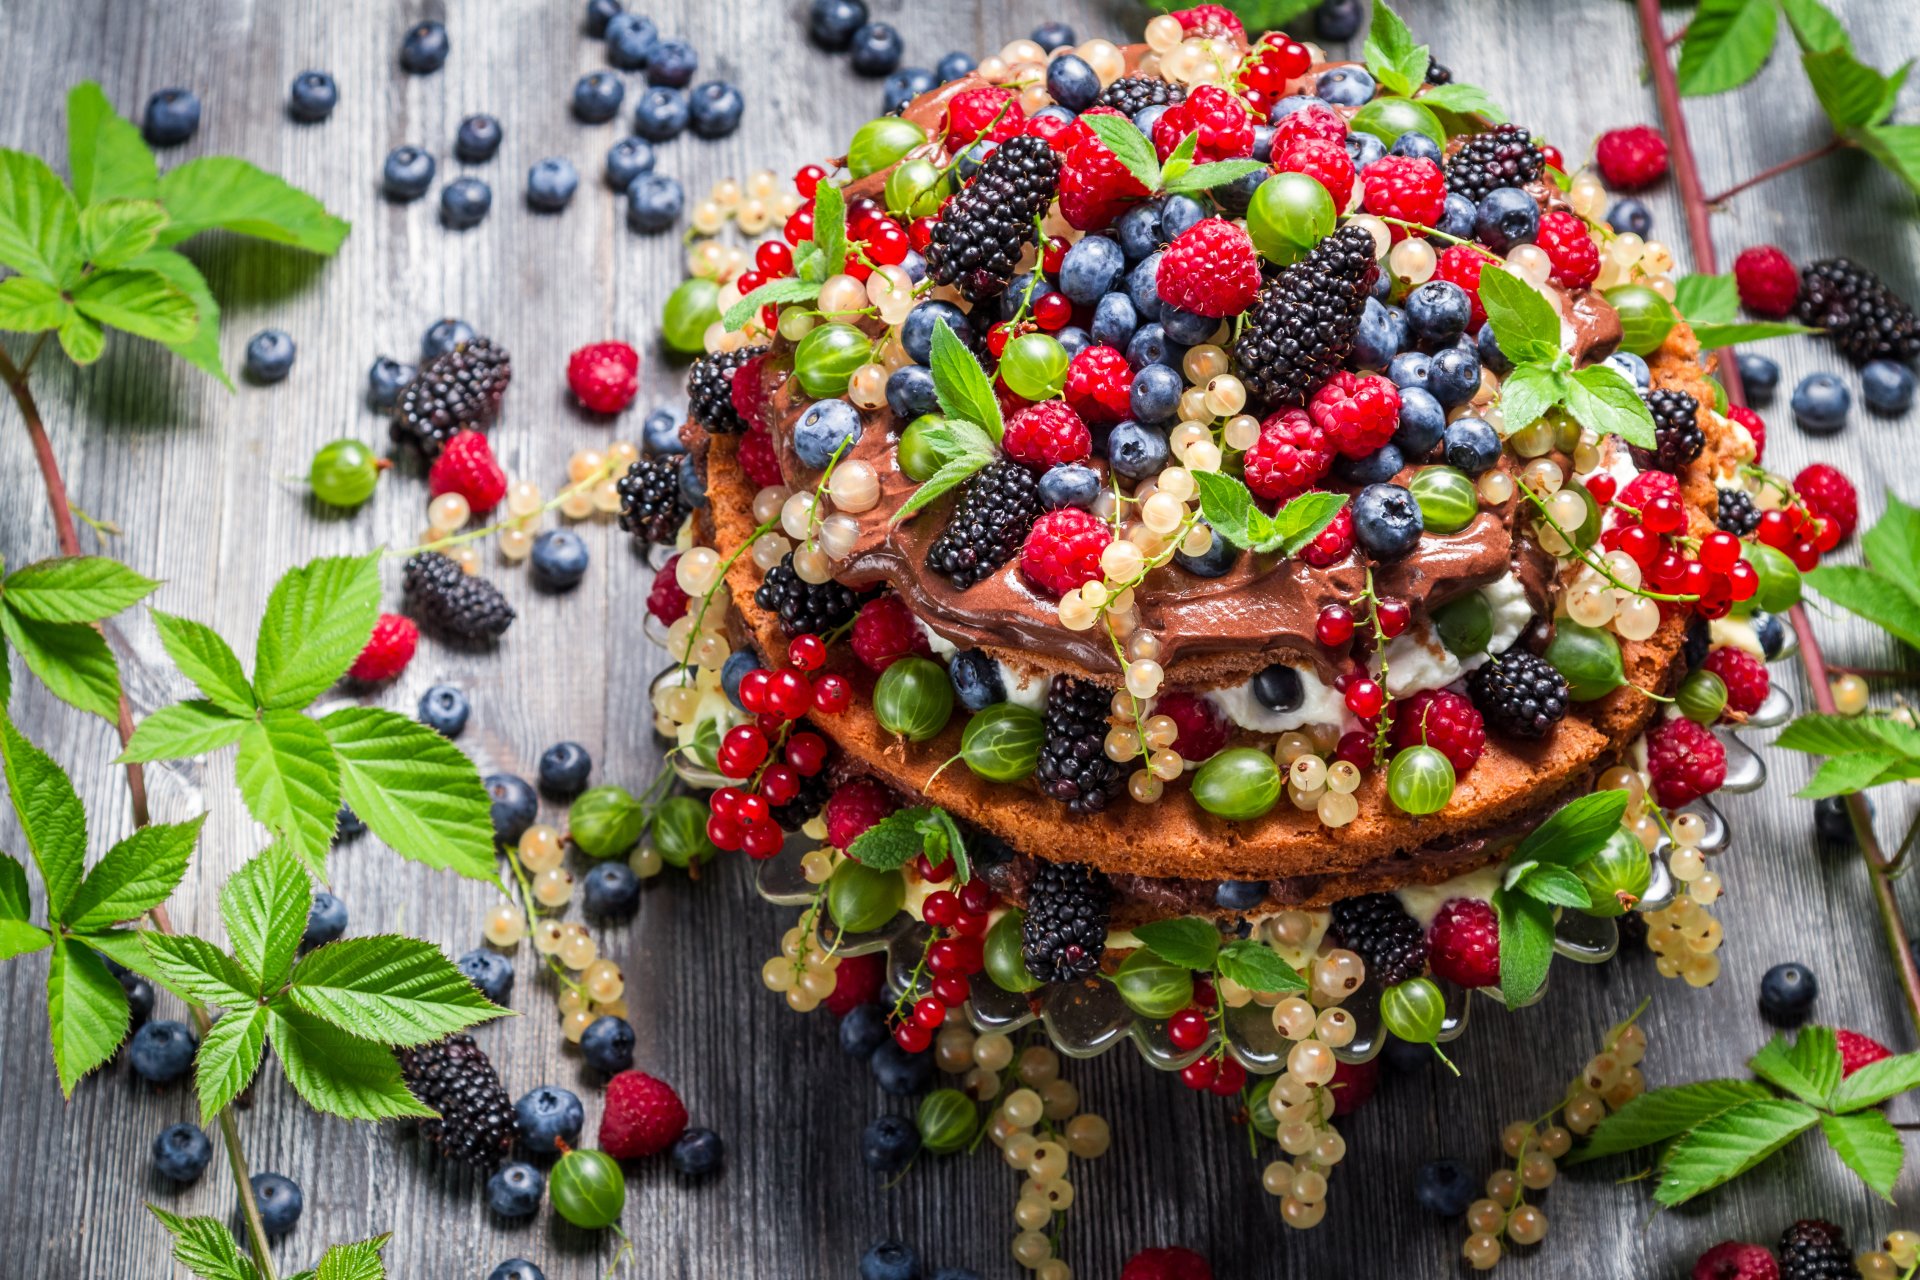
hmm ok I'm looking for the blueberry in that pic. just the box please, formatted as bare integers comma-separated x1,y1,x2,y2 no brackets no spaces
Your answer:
142,88,201,146
1352,483,1424,559
1127,252,1165,322
1038,463,1101,511
527,158,579,212
244,330,295,384
1389,130,1442,164
1382,1033,1433,1073
1345,131,1386,174
382,147,435,201
1055,325,1091,361
1315,65,1375,106
1251,663,1305,713
334,806,366,842
1174,522,1241,577
368,357,415,409
936,51,976,82
840,1004,893,1060
1405,280,1471,348
486,1162,545,1218
1352,299,1408,370
1474,187,1540,252
515,1086,585,1154
1158,302,1218,347
901,301,970,364
153,1123,213,1182
1129,364,1184,425
122,973,155,1031
1414,1158,1474,1216
1059,237,1126,306
529,529,588,590
1863,360,1915,415
860,1241,921,1280
485,774,538,845
850,23,904,76
1759,961,1819,1026
584,0,623,37
930,651,1001,717
626,173,685,233
808,0,869,51
633,86,689,142
455,114,503,163
1370,267,1394,300
1605,350,1651,392
250,1173,303,1235
301,891,347,949
1791,372,1850,434
1443,418,1502,474
1212,165,1269,219
288,71,338,123
573,71,626,123
1752,610,1787,660
579,1015,637,1073
423,318,475,357
794,398,864,468
1252,124,1276,164
605,12,660,69
1394,387,1447,456
531,742,590,795
399,20,449,73
1337,443,1404,486
457,949,515,1005
861,1113,922,1172
956,139,997,181
1437,193,1478,241
1426,346,1481,408
1046,54,1102,113
1606,197,1653,237
671,1127,725,1177
605,137,656,191
582,863,640,919
1475,322,1512,376
1126,323,1182,372
882,68,937,114
643,38,697,88
129,1020,197,1083
1091,294,1139,349
440,177,492,230
1387,351,1433,393
1737,352,1780,400
1815,794,1863,845
488,1263,545,1280
999,276,1041,321
932,1272,983,1280
1115,202,1165,261
1030,20,1078,49
679,453,706,509
1160,194,1207,241
870,1041,932,1095
1214,880,1267,911
885,364,938,419
1269,94,1323,124
1315,0,1365,40
1108,421,1171,480
719,650,759,709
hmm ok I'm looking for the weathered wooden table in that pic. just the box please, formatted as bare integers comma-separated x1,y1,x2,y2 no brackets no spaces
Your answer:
2,1,1918,1276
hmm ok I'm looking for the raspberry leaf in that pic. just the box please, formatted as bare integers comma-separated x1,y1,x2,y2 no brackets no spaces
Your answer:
1778,0,1851,55
265,1005,435,1122
1362,0,1429,98
1819,1110,1903,1201
147,1206,263,1280
0,712,88,920
1131,916,1221,972
1678,0,1779,97
319,706,498,881
46,933,129,1096
64,814,204,931
928,318,1004,443
721,277,820,333
1081,114,1162,194
1828,1049,1920,1112
194,1005,271,1125
79,198,169,268
119,701,250,765
1855,123,1920,199
1675,271,1818,345
0,851,29,920
142,932,259,1009
1804,566,1920,652
236,712,342,874
150,610,255,715
286,934,504,1046
155,156,349,255
1475,266,1561,367
0,148,83,286
127,248,230,388
251,553,382,710
1,555,158,623
1566,365,1657,451
1654,1097,1822,1206
0,276,67,332
1215,937,1307,995
811,179,847,277
0,609,122,721
1801,46,1900,130
302,1235,393,1280
219,841,312,993
0,918,50,962
1568,1078,1775,1163
1491,885,1554,1008
1748,1026,1842,1105
69,266,199,344
66,83,160,207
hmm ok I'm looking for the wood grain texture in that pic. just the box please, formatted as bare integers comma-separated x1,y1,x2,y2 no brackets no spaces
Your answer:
1,1,1917,1276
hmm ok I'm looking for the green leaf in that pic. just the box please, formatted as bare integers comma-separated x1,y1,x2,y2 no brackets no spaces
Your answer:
1416,82,1508,124
1477,265,1562,365
1569,1078,1775,1163
0,610,121,721
1855,123,1920,199
1156,130,1200,188
722,277,820,332
1512,863,1591,909
287,934,503,1045
792,238,825,284
1828,1049,1920,1112
909,807,970,881
1362,0,1429,96
220,842,309,991
80,927,162,979
156,157,349,255
1748,1027,1842,1106
64,814,204,930
1191,471,1348,556
320,707,496,881
1655,1097,1822,1207
68,267,198,344
1803,47,1893,129
1862,492,1920,586
3,555,158,623
812,178,847,276
1796,752,1920,799
1674,271,1739,324
0,712,87,919
1267,491,1351,557
1776,710,1920,758
1779,0,1851,54
119,700,249,763
1806,565,1920,650
79,199,169,268
236,712,341,873
1216,938,1308,994
46,934,128,1096
67,83,158,206
0,276,68,332
928,318,1005,444
1819,1110,1903,1201
1132,917,1222,971
251,553,382,710
922,418,999,465
126,249,229,388
1679,0,1780,96
1567,364,1658,450
266,1006,434,1121
1690,319,1822,346
0,149,82,284
150,610,254,715
57,309,105,364
142,931,259,1009
1494,363,1565,435
846,806,935,870
892,451,992,524
312,1236,392,1280
147,1207,262,1280
193,1005,269,1125
0,918,50,960
1493,887,1555,1007
1082,113,1162,193
0,851,29,919
1509,789,1629,870
1163,159,1269,195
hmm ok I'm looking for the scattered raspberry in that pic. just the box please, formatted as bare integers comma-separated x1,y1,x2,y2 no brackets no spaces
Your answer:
1064,345,1135,424
1270,102,1347,151
1647,716,1728,807
1329,1056,1379,1116
1156,218,1261,318
1020,507,1112,596
646,555,691,626
1727,404,1766,461
1298,504,1353,567
1152,690,1229,761
1389,689,1486,774
826,777,898,851
1427,897,1499,988
1361,156,1447,239
1703,647,1769,717
1004,399,1092,467
1121,1246,1213,1280
1242,408,1332,502
1059,112,1154,230
348,613,418,682
728,350,776,433
1308,371,1401,458
428,430,508,515
946,85,1025,145
1150,85,1255,164
1692,1241,1779,1280
1172,3,1246,43
1838,1028,1892,1077
1594,125,1669,191
1734,245,1799,318
565,341,640,414
1274,135,1355,211
1535,210,1601,289
598,1070,687,1159
1617,469,1683,517
823,951,885,1018
736,425,785,490
850,594,931,673
1793,462,1857,542
1432,245,1488,330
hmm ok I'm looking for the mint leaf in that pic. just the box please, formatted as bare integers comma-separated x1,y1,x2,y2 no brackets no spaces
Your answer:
0,851,28,919
0,918,50,960
47,934,128,1095
1779,0,1851,54
67,83,159,206
1216,938,1308,994
1362,0,1429,96
64,814,204,930
58,309,105,364
1802,47,1895,129
156,157,349,255
321,707,496,881
1512,863,1591,909
0,713,88,919
1266,490,1350,556
142,931,259,1008
1679,0,1780,96
287,934,502,1045
723,277,820,332
1162,159,1268,195
1082,114,1162,192
119,701,249,763
267,1005,434,1121
1748,1027,1842,1106
236,712,341,872
127,249,229,387
0,276,67,331
1805,565,1920,650
1477,266,1561,366
1568,1079,1775,1163
1496,363,1565,434
80,199,169,268
1566,364,1657,450
1819,1110,1902,1201
194,1005,270,1124
150,610,254,714
1417,82,1508,124
0,609,121,721
929,318,1005,443
1192,469,1261,547
893,452,992,524
847,806,933,869
252,553,381,709
1856,123,1920,198
69,267,198,344
1829,1049,1920,1112
813,179,847,277
148,1207,262,1280
1508,789,1628,870
220,842,309,991
311,1235,392,1280
1156,130,1200,188
1132,917,1221,971
922,417,999,463
0,149,82,285
1691,319,1821,346
1655,1097,1821,1206
3,555,158,623
1493,887,1555,1007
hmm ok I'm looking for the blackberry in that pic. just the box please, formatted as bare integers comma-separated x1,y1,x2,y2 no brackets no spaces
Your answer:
403,552,515,641
754,551,864,636
1466,651,1569,740
771,728,835,830
1095,75,1186,116
1424,60,1453,85
1444,124,1545,204
1329,893,1428,987
1628,388,1704,473
1715,486,1759,537
926,134,1060,302
1777,1219,1854,1280
1796,257,1920,367
1233,223,1378,409
688,345,765,434
925,459,1043,589
1034,676,1125,814
390,337,512,458
395,1034,515,1169
616,456,690,546
1021,858,1111,984
1682,614,1710,671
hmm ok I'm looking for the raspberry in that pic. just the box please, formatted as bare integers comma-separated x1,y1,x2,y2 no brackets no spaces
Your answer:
1838,1028,1892,1076
1427,897,1499,988
1432,245,1488,330
822,951,885,1018
1646,717,1728,807
1172,3,1246,42
1020,507,1112,596
1733,245,1799,318
1702,647,1769,717
1693,1242,1780,1280
728,350,776,433
1329,1056,1379,1116
1727,404,1766,461
1059,111,1154,230
1150,85,1254,165
646,555,691,626
825,777,898,850
1617,469,1683,518
1004,399,1092,467
1793,463,1857,542
1242,408,1332,502
428,429,508,514
598,1070,687,1159
1594,124,1669,191
1121,1247,1213,1280
1298,504,1353,567
850,594,930,673
348,613,417,682
1534,210,1600,289
736,425,785,489
1308,371,1401,458
1360,156,1447,238
1274,135,1355,211
1270,102,1347,152
1389,689,1486,774
565,340,640,413
1063,345,1134,424
1151,690,1229,761
946,85,1025,145
1154,218,1259,318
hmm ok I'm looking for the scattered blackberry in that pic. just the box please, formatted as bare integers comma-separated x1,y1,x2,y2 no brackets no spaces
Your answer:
616,456,690,545
1628,388,1704,473
1777,1219,1854,1280
771,730,834,830
1444,124,1545,204
1715,486,1759,537
754,551,864,636
1021,858,1112,984
1233,223,1378,409
1330,893,1428,987
1094,75,1186,115
1034,676,1125,814
926,134,1060,302
403,552,515,641
925,459,1043,589
1466,651,1569,740
688,345,765,434
395,1034,515,1169
1424,60,1453,85
1796,257,1920,366
390,337,512,458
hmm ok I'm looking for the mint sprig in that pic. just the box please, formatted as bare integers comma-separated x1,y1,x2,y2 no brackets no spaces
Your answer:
1490,791,1627,1006
0,554,158,720
1673,271,1820,346
1191,471,1348,555
1079,114,1267,199
892,320,1004,523
721,181,848,331
846,804,970,881
1132,915,1307,994
1362,0,1429,97
1479,266,1656,449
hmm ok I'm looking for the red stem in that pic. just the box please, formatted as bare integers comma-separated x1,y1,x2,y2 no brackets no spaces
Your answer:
1704,139,1848,208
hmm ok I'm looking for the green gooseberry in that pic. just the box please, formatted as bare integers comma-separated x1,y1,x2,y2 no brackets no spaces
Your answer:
847,116,927,179
1567,480,1603,551
884,159,950,220
1349,96,1445,150
1574,827,1652,917
1113,948,1196,1020
549,1148,625,1229
568,786,647,858
1000,332,1069,401
916,1087,980,1154
874,656,954,742
1408,466,1478,535
1191,747,1283,821
1741,542,1802,614
1675,668,1729,725
1247,1077,1279,1138
1545,620,1625,702
898,414,946,481
960,704,1045,783
1387,745,1455,815
1246,172,1337,266
308,439,380,508
985,909,1042,992
653,794,718,868
1380,976,1448,1045
828,858,905,934
662,277,720,355
1432,592,1493,657
793,322,874,398
1605,285,1676,357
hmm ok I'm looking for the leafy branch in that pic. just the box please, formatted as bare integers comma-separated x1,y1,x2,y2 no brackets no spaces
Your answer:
847,804,971,882
151,1207,392,1280
1479,266,1656,450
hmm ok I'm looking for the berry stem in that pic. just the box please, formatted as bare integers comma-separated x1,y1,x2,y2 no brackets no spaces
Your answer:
1357,215,1501,263
1514,479,1698,602
1702,138,1848,209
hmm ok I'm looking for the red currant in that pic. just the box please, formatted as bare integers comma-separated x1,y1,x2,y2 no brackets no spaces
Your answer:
846,198,883,237
1376,598,1410,638
895,1022,932,1053
1207,1057,1247,1095
813,673,851,713
950,910,988,940
785,731,828,776
735,269,765,295
739,668,773,713
931,974,971,1006
1168,1007,1209,1051
756,240,793,277
1033,292,1071,331
783,207,814,246
1540,143,1565,171
1813,517,1840,553
793,164,825,198
711,788,744,820
1041,235,1068,273
1727,558,1759,601
742,822,783,858
1616,523,1658,567
1648,550,1688,591
866,223,909,265
1699,530,1741,573
706,814,742,850
1345,677,1385,719
1316,604,1355,648
911,997,946,1030
958,881,996,915
1756,509,1793,548
909,216,935,252
769,669,813,720
736,792,770,827
1585,473,1617,505
923,891,960,928
760,766,800,805
1642,495,1685,535
787,633,827,671
1336,731,1373,770
1788,539,1819,571
722,725,769,771
1180,1058,1217,1091
987,323,1011,358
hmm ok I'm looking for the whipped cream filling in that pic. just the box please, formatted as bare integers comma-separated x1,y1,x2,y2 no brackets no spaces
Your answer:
1205,664,1349,734
917,619,1057,714
1380,571,1533,696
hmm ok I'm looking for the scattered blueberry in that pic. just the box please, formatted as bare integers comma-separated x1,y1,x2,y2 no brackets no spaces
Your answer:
250,1173,303,1235
1315,65,1374,106
1752,610,1787,661
643,407,687,454
399,20,449,73
1215,880,1267,911
457,948,515,1005
121,971,155,1032
860,1241,921,1280
1387,350,1433,393
288,71,338,123
334,806,366,842
626,173,684,232
382,146,435,201
244,330,296,384
901,301,971,363
1158,302,1217,347
794,397,864,468
936,51,976,82
1125,323,1180,372
416,684,469,738
1814,793,1864,846
869,1041,932,1095
1791,371,1850,434
671,1127,725,1177
584,0,623,38
1315,0,1365,40
1114,202,1165,262
1426,346,1481,409
1389,130,1442,165
536,741,592,794
530,528,590,589
1031,20,1077,48
1252,123,1276,164
1046,54,1102,113
142,89,201,147
486,1162,545,1218
861,1113,921,1173
1414,1158,1475,1216
605,137,656,191
1091,293,1138,349
423,318,475,357
841,1004,892,1060
1160,194,1207,242
488,1264,545,1280
301,892,347,949
883,68,938,113
947,647,1010,714
1863,359,1915,415
849,23,904,76
809,0,870,51
153,1123,213,1183
1352,299,1408,370
634,86,689,142
485,773,538,845
647,38,699,88
527,156,581,212
1759,962,1819,1026
605,13,660,70
129,1020,197,1083
1352,483,1424,559
1737,352,1780,400
573,72,626,123
1606,197,1652,237
1174,521,1240,577
441,177,492,229
1474,187,1540,252
368,357,415,409
1443,418,1502,474
679,453,705,509
1129,364,1184,426
580,1014,637,1073
515,1086,585,1154
721,649,757,708
582,863,640,920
